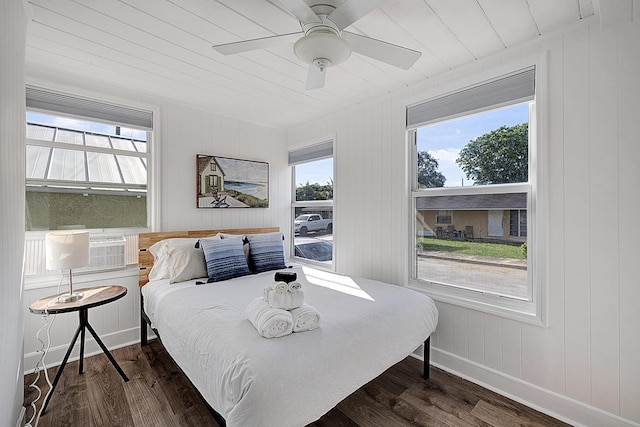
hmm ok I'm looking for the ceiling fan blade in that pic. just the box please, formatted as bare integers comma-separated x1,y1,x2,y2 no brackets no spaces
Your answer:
278,0,320,23
213,32,302,55
306,63,326,90
327,0,387,30
342,31,421,70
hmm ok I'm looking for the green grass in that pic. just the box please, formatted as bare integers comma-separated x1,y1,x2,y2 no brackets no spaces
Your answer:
418,237,526,260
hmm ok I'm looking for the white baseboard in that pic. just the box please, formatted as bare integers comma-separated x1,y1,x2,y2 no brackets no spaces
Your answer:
23,327,141,375
431,347,640,427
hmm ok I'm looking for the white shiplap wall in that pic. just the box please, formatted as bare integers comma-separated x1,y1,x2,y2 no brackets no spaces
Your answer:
288,18,640,427
1,1,28,425
157,101,289,234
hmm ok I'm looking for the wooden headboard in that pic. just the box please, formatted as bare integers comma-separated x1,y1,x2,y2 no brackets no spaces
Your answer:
138,227,280,286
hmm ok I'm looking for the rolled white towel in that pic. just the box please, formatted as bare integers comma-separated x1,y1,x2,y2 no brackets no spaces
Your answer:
272,281,289,293
245,297,293,338
267,289,305,310
264,281,286,300
288,281,302,293
290,304,321,332
263,281,296,300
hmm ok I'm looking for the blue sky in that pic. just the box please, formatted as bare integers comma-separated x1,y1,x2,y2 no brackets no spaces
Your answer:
417,103,529,186
295,157,333,187
27,112,147,140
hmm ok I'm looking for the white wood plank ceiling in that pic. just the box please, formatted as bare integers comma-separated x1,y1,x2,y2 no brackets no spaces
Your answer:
25,0,594,129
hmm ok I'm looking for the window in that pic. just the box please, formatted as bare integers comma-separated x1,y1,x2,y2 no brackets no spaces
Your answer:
408,66,545,324
436,210,452,224
289,140,334,269
510,209,527,237
25,86,152,231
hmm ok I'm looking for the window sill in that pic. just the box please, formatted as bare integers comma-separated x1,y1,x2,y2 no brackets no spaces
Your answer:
23,265,138,291
407,279,546,327
289,257,334,272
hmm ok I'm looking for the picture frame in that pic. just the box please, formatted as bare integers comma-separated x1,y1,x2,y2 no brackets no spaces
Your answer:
196,154,269,208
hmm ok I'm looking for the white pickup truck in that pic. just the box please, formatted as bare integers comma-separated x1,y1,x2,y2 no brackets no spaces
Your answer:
294,214,333,235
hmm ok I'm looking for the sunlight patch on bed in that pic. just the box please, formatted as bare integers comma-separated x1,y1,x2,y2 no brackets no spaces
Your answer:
302,267,374,301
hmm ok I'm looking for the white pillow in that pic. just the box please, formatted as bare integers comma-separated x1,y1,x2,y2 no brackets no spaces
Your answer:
167,243,208,284
148,235,219,281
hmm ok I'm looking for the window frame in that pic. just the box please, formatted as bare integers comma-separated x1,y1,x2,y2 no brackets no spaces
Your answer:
24,85,159,235
289,138,335,270
406,60,548,326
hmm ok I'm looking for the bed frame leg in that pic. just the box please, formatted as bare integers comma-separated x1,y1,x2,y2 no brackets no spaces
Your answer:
141,316,148,346
140,291,148,346
423,336,431,380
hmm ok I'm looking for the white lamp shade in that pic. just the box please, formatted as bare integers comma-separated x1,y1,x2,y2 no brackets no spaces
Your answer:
293,31,351,66
45,230,90,270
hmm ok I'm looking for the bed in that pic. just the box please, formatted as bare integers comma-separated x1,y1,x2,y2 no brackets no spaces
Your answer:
138,228,438,427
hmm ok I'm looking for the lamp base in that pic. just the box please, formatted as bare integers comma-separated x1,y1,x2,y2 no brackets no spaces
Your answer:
58,292,84,303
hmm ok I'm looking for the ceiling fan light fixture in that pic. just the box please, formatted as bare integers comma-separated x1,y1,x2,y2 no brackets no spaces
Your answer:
313,58,330,72
293,31,351,67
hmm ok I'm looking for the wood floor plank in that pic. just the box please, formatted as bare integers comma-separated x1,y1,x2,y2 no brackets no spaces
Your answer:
141,341,215,418
470,399,550,427
333,389,410,427
24,341,571,427
122,353,183,427
401,383,492,427
84,353,134,427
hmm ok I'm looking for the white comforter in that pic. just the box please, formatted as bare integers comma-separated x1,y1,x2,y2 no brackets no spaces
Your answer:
142,266,438,427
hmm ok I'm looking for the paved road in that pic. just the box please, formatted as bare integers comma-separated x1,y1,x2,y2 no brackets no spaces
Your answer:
416,254,528,299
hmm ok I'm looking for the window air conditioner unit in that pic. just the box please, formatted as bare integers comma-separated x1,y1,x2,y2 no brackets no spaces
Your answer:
78,235,126,272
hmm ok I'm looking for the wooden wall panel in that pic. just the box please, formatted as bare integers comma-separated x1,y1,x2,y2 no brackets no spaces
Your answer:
452,305,469,359
501,319,522,379
483,314,502,371
1,2,27,422
435,301,454,352
587,24,621,415
616,21,640,423
158,102,288,234
561,25,592,404
467,310,485,364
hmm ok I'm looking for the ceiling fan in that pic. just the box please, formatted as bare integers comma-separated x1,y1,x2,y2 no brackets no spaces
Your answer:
212,0,422,90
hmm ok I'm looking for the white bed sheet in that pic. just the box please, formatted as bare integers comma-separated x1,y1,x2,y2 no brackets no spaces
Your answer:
142,265,438,427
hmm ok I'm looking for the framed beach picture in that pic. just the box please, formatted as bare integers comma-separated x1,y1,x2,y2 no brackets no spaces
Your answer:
196,155,269,208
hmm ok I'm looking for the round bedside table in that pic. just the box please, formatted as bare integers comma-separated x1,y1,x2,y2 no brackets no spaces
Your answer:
30,285,129,414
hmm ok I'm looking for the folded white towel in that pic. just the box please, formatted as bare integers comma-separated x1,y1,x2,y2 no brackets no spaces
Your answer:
267,289,305,310
288,281,302,293
245,297,293,338
290,304,321,332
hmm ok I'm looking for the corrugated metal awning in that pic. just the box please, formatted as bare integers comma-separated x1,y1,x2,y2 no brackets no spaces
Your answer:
26,123,147,195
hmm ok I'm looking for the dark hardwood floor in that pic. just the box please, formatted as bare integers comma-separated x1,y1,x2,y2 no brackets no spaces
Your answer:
24,340,571,427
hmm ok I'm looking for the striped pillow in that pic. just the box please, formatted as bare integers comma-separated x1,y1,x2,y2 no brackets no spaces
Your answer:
200,237,251,282
247,232,287,273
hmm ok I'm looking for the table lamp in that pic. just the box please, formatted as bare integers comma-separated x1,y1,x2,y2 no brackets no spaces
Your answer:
46,230,90,303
